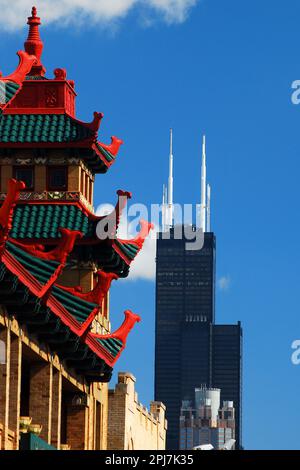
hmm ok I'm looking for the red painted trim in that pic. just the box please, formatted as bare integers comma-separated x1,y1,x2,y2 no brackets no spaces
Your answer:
92,310,141,345
12,228,83,262
1,51,37,86
91,143,113,169
2,248,42,294
57,271,118,304
0,179,26,255
0,141,94,149
2,244,68,298
5,108,70,115
84,333,117,367
111,242,133,266
98,136,123,157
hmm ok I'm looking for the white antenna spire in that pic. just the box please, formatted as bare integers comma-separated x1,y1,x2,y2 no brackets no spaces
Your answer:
166,128,174,228
207,183,211,232
162,183,166,231
200,135,207,232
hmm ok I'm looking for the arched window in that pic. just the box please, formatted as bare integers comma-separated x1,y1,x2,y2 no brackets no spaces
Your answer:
0,340,5,365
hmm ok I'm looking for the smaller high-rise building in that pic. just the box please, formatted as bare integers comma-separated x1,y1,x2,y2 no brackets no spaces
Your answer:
179,387,235,450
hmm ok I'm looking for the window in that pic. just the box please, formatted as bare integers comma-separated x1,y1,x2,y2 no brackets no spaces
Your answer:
47,167,67,191
13,167,34,190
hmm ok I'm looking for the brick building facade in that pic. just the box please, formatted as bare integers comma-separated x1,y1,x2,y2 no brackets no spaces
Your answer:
108,372,167,450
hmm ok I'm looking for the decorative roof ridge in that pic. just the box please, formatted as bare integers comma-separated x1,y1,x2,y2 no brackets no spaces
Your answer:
10,227,83,263
97,136,124,157
54,111,103,137
1,51,37,85
57,270,118,304
2,241,64,299
92,309,141,346
112,220,154,267
0,51,37,112
57,271,118,336
116,219,154,248
0,179,25,254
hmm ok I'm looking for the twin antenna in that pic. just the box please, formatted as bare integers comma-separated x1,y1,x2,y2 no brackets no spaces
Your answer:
162,130,211,232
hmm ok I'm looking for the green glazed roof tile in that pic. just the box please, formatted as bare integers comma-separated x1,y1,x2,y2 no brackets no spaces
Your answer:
97,337,123,358
51,285,98,324
0,113,93,144
6,241,59,285
10,204,96,239
113,239,139,261
0,81,20,106
95,142,116,163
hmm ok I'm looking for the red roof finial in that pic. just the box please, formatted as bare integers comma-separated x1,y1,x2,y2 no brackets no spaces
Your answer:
24,6,46,77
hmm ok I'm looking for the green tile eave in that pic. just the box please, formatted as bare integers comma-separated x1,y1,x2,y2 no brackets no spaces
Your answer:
10,204,96,239
0,113,93,144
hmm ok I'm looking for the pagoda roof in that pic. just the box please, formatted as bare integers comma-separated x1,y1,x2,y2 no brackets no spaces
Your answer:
0,113,92,144
0,179,145,381
0,50,37,112
8,196,152,276
0,112,121,173
0,9,123,174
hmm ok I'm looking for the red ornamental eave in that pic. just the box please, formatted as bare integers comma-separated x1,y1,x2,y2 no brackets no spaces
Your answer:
8,186,132,227
0,51,37,112
0,179,143,370
1,51,37,86
112,220,154,265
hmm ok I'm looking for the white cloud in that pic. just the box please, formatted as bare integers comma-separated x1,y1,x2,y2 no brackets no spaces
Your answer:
95,203,115,217
127,229,157,281
147,0,198,23
217,275,231,292
0,0,199,31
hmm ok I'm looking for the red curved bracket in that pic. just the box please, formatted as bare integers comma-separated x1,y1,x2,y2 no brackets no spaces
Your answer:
2,50,37,85
11,228,83,264
99,136,124,156
118,219,154,249
58,270,118,304
58,271,118,337
0,179,25,255
88,112,104,132
92,309,141,346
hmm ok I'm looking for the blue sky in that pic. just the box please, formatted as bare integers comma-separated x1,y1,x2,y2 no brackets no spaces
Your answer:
1,0,300,450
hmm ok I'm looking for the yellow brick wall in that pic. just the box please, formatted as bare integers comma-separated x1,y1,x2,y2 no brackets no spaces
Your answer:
0,309,109,450
108,372,167,450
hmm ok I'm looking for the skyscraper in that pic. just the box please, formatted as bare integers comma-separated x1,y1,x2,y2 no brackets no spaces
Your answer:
155,134,243,449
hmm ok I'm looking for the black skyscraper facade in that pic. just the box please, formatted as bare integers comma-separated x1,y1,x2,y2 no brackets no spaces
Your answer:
155,228,243,449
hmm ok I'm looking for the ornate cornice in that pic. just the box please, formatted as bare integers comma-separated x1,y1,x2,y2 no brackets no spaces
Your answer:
0,190,94,213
